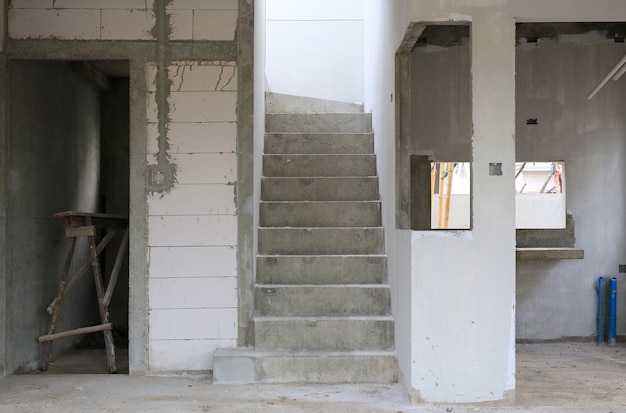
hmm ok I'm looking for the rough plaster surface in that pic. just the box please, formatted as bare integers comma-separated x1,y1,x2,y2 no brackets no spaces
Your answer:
516,37,626,340
6,61,102,373
402,8,517,403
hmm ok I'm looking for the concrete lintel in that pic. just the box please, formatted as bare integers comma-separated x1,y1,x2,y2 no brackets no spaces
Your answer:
5,40,237,62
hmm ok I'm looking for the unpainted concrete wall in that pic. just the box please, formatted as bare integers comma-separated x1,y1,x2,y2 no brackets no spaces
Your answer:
405,6,516,404
6,61,101,372
265,0,364,103
516,36,626,340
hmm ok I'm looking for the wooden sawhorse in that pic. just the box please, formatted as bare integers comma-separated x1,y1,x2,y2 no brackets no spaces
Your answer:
39,211,129,374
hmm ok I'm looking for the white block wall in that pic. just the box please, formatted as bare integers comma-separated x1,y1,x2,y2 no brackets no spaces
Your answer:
146,61,238,371
8,0,237,40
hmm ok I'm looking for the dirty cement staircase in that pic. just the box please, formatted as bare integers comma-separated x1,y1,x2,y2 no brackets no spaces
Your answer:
214,93,397,383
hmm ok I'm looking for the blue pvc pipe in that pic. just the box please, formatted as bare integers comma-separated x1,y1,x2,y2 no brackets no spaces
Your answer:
598,276,604,344
609,277,617,345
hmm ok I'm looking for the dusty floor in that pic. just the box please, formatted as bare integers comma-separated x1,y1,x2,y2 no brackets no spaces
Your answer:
0,343,624,412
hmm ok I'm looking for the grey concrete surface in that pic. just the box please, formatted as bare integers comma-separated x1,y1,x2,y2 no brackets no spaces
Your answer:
2,343,625,412
265,133,375,154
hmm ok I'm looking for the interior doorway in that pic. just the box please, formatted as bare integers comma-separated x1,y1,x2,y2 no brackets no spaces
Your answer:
6,60,130,374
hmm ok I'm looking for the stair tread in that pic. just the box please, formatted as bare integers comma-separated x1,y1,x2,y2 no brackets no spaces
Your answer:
216,348,396,356
256,283,388,288
255,315,393,321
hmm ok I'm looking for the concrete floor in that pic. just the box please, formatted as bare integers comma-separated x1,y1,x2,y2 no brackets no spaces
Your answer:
0,343,624,412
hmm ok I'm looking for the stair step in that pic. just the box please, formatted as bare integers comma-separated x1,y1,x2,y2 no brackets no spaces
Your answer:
256,255,386,285
265,92,364,114
254,316,394,351
258,227,384,255
263,154,376,177
261,177,379,201
255,285,390,317
266,113,372,133
213,348,398,384
265,133,374,154
260,201,381,227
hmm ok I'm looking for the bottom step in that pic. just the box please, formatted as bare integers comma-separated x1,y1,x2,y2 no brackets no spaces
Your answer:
213,349,398,384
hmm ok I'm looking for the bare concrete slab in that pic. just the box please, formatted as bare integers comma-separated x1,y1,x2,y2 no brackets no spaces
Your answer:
2,343,626,412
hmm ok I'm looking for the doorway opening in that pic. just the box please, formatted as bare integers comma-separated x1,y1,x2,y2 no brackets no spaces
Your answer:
6,60,130,374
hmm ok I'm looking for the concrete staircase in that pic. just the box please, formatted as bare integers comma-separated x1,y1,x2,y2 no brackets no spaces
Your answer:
214,93,397,384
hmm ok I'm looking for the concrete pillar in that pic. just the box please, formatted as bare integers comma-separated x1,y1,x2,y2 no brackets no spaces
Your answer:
408,13,516,403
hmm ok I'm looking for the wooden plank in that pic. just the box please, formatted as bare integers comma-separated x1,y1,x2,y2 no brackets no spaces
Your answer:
102,228,129,306
39,323,112,343
47,230,117,315
40,237,77,371
66,225,96,238
54,211,127,221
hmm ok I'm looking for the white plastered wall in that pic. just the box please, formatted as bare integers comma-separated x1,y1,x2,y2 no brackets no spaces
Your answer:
363,0,409,390
145,61,238,371
265,0,364,103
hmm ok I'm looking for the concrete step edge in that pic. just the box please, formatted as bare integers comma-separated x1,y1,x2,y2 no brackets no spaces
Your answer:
254,315,394,321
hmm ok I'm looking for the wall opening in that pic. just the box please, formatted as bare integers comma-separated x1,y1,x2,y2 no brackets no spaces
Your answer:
407,24,472,230
6,60,130,374
515,22,626,344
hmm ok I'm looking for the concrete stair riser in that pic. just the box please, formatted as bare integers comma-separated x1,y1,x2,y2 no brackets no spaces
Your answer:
254,317,394,352
258,227,384,255
263,154,377,177
265,92,364,114
214,94,395,385
259,201,381,227
213,349,398,384
265,133,374,154
266,113,372,134
255,285,391,317
261,177,380,202
256,255,387,285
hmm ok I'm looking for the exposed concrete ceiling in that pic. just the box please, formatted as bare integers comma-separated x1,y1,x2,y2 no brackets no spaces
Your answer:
88,60,130,78
414,22,626,48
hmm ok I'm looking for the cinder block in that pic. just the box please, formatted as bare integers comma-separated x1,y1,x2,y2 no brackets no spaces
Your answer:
54,0,146,9
170,64,237,92
146,123,159,154
149,246,237,278
148,183,236,216
149,277,237,309
170,153,236,184
169,9,193,40
167,0,237,10
149,339,227,371
146,63,158,91
8,9,100,39
9,0,53,8
146,92,158,123
165,122,237,154
169,91,237,122
149,308,220,340
193,10,237,40
101,9,155,40
148,215,237,247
